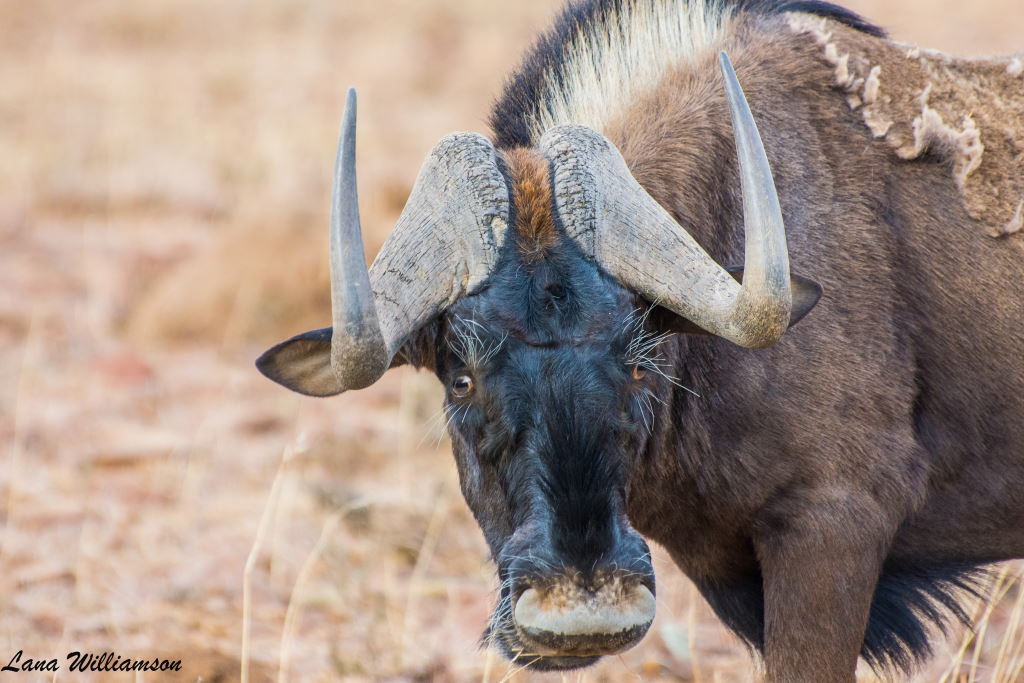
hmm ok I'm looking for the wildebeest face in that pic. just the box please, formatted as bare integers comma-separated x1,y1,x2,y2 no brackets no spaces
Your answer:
255,62,819,671
431,249,666,670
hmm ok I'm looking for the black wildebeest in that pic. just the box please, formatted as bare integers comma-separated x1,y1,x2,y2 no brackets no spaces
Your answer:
255,0,1024,679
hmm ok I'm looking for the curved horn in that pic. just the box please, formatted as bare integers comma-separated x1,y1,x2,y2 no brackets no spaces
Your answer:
329,88,389,389
323,89,510,393
539,51,792,348
717,50,792,344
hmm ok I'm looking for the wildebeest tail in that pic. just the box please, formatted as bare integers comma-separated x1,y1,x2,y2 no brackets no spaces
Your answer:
861,560,990,674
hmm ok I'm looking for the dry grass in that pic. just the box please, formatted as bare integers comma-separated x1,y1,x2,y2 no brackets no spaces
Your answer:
1,0,1021,680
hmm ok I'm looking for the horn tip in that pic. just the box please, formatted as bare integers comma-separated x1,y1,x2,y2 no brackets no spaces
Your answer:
718,51,738,84
342,89,357,130
339,88,358,153
344,88,356,124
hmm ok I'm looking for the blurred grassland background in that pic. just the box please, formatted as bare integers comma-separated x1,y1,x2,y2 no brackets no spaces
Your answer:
1,0,1022,680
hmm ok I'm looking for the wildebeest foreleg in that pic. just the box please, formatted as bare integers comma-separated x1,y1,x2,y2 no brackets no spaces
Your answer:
755,505,889,683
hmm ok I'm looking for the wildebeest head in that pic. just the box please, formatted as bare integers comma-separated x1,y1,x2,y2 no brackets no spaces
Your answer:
256,53,820,670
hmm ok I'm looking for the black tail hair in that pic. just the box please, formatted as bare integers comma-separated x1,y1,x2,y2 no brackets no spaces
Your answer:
862,561,990,673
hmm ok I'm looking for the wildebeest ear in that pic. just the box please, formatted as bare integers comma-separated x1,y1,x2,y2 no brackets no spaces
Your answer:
256,322,439,397
656,267,822,335
256,328,341,397
785,273,823,327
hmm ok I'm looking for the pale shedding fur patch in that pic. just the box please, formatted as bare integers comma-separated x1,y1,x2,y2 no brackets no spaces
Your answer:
863,65,881,105
526,0,736,139
999,200,1024,237
897,85,985,189
789,13,1024,239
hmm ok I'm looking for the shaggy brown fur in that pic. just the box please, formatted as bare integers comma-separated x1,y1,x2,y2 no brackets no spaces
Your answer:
503,147,558,261
790,13,1024,236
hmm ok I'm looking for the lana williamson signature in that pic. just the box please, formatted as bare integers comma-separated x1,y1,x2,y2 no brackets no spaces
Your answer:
3,650,182,673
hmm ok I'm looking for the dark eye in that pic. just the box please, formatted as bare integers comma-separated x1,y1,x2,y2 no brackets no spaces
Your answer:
631,365,647,381
451,375,474,398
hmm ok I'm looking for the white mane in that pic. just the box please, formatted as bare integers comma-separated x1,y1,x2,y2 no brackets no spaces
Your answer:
526,0,737,138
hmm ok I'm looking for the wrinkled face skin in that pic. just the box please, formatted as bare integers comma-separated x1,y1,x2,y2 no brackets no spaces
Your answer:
428,242,675,670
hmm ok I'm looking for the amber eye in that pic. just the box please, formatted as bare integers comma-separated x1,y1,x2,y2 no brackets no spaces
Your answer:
451,375,474,398
631,365,647,380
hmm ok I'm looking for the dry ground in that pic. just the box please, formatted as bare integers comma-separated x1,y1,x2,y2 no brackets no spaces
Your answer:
2,0,1022,681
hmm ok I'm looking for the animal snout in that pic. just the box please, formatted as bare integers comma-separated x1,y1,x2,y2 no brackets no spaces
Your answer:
512,571,656,657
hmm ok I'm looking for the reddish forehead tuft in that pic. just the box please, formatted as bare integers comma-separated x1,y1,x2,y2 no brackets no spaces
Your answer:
504,147,557,262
